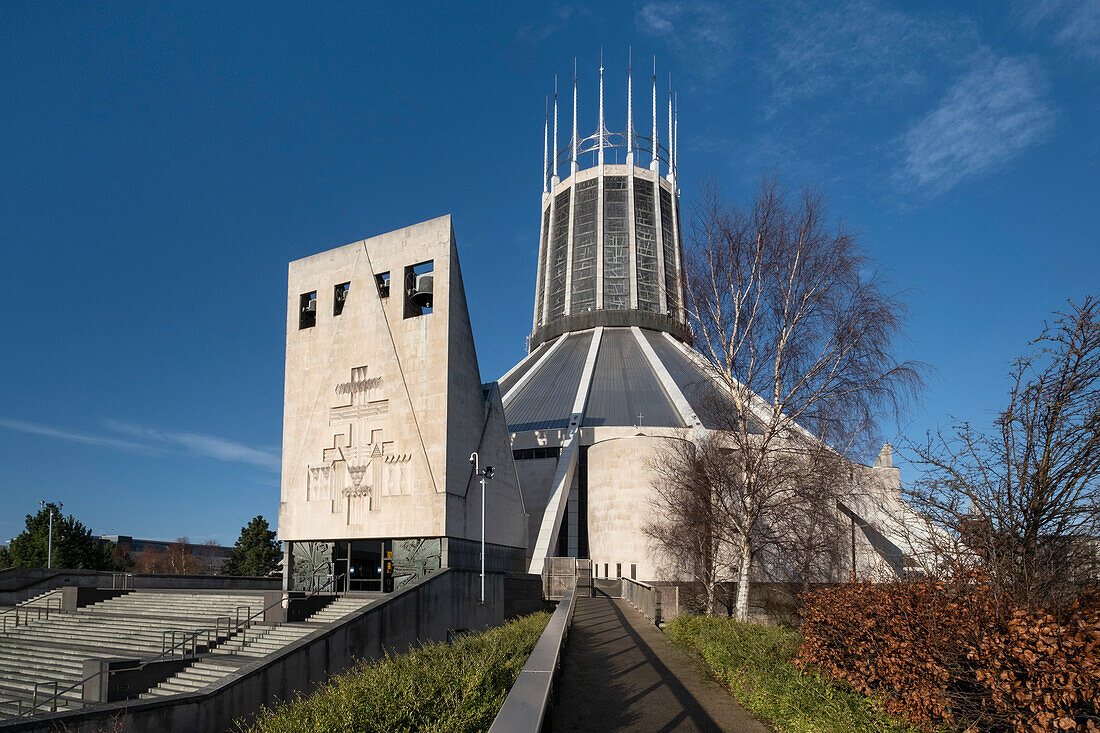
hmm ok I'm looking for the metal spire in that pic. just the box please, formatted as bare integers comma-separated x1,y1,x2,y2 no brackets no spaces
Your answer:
673,92,679,182
598,50,605,169
627,49,633,166
650,56,659,172
552,76,559,185
667,75,674,182
543,96,549,194
571,58,578,175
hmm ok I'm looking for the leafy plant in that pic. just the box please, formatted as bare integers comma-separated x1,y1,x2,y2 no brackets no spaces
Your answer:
667,614,917,733
236,611,550,733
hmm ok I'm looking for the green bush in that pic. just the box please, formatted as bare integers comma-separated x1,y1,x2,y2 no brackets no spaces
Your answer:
236,611,550,733
666,615,918,733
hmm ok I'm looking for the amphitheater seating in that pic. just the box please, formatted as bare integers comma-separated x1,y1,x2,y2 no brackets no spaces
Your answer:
0,590,377,720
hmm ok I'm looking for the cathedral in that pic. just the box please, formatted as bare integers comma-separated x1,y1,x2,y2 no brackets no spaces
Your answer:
277,65,921,592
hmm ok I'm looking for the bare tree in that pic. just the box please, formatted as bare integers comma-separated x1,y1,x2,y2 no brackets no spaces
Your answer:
905,297,1100,610
662,177,921,620
648,432,848,616
165,538,205,575
132,546,167,574
646,434,735,615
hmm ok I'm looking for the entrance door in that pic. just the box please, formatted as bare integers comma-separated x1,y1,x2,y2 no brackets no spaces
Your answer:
334,540,392,592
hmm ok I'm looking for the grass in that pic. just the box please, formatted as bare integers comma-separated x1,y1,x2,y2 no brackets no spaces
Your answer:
235,611,551,733
665,615,921,733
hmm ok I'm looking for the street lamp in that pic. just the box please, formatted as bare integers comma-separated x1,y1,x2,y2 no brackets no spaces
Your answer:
39,501,55,569
469,452,495,604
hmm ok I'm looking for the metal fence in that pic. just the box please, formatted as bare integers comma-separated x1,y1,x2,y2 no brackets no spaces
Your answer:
621,577,661,624
542,557,592,600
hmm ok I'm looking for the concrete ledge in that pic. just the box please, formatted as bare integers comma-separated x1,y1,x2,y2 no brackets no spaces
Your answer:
0,568,279,606
489,585,577,733
82,658,193,703
61,587,131,611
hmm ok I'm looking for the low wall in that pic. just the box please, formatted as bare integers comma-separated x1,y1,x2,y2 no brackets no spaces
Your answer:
442,538,527,574
504,573,550,619
61,587,131,611
488,586,577,732
2,568,503,733
0,568,279,606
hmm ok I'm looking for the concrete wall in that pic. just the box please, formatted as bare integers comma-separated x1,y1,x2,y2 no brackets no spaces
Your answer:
587,435,686,582
0,569,279,606
279,216,526,551
4,569,502,733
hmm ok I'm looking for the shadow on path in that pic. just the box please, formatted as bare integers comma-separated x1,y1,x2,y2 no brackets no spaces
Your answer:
550,597,771,732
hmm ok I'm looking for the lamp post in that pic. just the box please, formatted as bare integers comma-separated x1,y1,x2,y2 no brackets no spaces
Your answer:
39,501,55,569
469,452,495,604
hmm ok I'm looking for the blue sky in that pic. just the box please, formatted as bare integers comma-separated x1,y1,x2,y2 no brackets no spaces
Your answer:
2,2,1097,544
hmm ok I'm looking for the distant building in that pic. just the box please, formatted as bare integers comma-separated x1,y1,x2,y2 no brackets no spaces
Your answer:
97,536,232,575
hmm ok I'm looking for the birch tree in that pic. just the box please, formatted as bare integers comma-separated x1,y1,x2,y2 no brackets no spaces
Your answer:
674,177,921,620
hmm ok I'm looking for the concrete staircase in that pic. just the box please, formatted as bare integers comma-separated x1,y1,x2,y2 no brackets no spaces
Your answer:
16,589,63,608
0,590,267,720
140,594,378,699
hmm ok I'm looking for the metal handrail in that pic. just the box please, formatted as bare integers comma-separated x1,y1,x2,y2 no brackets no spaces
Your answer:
16,572,347,719
2,595,63,632
110,572,134,590
621,577,661,624
489,585,578,732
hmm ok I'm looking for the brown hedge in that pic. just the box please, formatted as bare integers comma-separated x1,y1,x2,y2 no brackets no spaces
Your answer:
795,579,1100,732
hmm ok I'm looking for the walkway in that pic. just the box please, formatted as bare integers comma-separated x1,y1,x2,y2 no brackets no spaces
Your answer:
550,596,771,732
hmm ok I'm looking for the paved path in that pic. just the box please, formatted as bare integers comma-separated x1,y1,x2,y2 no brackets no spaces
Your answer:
550,595,771,732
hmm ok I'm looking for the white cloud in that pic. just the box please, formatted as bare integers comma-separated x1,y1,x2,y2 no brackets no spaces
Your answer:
764,1,967,111
637,2,677,35
901,52,1055,193
0,416,279,472
0,418,153,453
103,420,280,471
1019,0,1100,63
635,1,737,83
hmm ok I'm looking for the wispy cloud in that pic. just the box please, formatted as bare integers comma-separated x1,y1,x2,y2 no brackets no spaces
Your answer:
635,1,738,85
900,52,1055,193
507,5,590,77
763,1,968,113
1019,0,1100,63
103,420,280,471
0,416,279,472
0,418,154,453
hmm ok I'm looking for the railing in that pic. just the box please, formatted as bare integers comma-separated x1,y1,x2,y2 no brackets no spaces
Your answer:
621,577,661,624
110,572,134,590
488,585,577,732
1,593,63,632
15,574,346,719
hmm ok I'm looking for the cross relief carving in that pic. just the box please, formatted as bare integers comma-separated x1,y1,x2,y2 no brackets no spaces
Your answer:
307,365,411,522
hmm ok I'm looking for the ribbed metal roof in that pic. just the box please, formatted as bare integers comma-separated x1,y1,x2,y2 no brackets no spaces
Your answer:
642,330,759,432
501,327,764,434
583,329,683,428
498,336,557,397
504,331,593,432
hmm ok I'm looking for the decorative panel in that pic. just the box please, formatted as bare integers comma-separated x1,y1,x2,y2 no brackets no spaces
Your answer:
569,179,599,313
633,179,660,312
391,538,442,589
602,176,630,310
548,190,571,319
660,187,678,313
290,540,335,591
